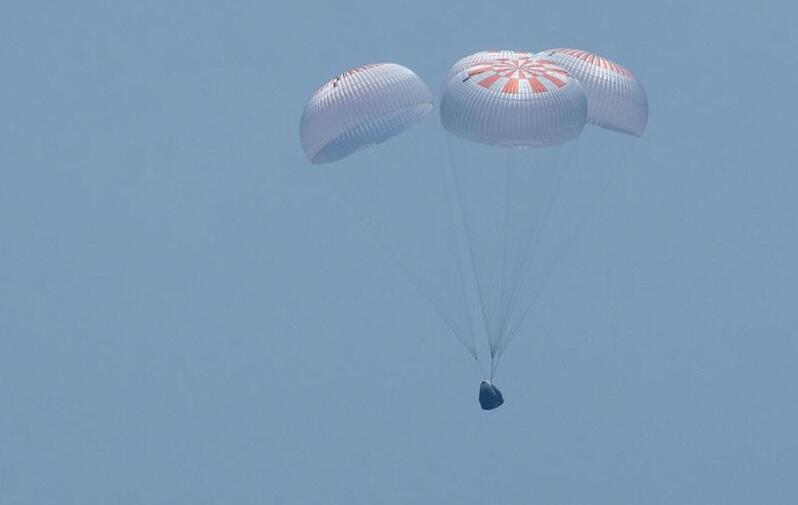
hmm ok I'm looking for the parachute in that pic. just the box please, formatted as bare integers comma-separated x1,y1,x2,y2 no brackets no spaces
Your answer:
438,50,648,407
440,54,587,147
299,51,648,411
438,53,589,388
300,63,434,164
537,48,649,136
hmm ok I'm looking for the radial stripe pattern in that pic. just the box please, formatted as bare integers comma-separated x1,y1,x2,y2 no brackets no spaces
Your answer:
444,50,535,85
538,48,648,136
441,53,587,148
464,57,572,95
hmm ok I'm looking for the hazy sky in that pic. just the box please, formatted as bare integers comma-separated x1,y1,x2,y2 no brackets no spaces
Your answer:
2,1,797,503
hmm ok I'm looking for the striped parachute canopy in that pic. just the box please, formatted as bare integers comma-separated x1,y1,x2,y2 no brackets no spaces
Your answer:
440,52,588,148
537,48,648,137
300,63,433,164
444,49,536,85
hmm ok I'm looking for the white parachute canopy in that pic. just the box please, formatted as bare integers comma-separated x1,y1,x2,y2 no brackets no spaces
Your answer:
300,63,434,164
440,54,588,148
537,48,649,137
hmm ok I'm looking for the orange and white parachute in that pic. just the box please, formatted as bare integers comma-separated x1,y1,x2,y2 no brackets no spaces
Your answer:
440,53,587,147
443,49,536,85
537,48,648,136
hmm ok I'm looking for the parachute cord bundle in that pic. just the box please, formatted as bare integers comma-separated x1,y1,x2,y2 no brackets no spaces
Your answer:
445,138,572,380
492,138,636,372
489,154,568,381
489,145,576,376
321,182,485,377
445,138,495,374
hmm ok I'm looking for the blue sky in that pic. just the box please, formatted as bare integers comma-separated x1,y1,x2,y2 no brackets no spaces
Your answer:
2,1,797,503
